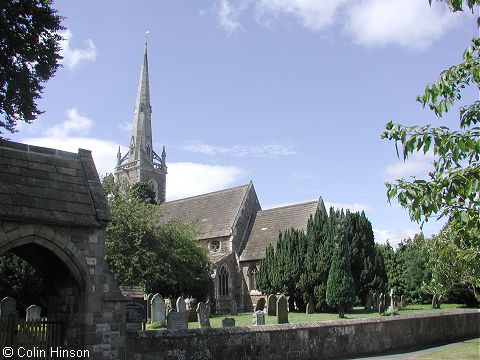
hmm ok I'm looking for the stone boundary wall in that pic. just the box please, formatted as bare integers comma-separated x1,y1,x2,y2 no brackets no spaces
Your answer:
126,309,479,359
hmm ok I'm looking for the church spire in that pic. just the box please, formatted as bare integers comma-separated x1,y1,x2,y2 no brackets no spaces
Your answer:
128,40,153,164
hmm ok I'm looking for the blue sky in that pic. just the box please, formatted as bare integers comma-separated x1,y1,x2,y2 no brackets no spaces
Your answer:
10,0,477,247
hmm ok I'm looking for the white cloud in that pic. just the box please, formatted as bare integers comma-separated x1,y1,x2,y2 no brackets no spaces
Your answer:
49,108,93,137
59,29,96,69
183,142,296,157
215,0,247,33
325,201,372,213
345,0,457,49
374,228,418,248
383,152,434,181
256,0,350,31
118,121,132,133
212,0,466,49
166,162,246,200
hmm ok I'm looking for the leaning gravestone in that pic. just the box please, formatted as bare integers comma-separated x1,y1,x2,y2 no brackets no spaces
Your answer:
372,292,378,310
255,298,266,311
230,298,238,315
401,295,406,308
167,310,187,330
0,297,16,319
146,293,155,322
267,294,277,316
196,302,210,328
365,292,372,310
176,297,186,313
277,295,288,324
252,310,265,326
151,294,166,325
205,300,211,318
378,294,385,314
26,304,41,321
222,318,235,327
306,300,315,314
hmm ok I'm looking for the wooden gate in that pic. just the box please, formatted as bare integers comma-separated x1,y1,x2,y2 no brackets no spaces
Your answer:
0,315,62,359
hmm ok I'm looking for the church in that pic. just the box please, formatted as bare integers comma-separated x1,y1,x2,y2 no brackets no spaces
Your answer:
115,43,324,312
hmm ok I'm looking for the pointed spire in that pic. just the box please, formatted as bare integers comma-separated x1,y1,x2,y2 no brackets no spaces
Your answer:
128,40,153,164
117,146,122,166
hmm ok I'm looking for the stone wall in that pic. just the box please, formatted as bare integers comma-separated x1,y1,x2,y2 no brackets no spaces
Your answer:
126,310,479,360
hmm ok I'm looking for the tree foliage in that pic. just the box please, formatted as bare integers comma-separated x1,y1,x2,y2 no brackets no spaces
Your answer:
102,176,211,300
381,1,479,260
0,0,64,136
326,225,356,318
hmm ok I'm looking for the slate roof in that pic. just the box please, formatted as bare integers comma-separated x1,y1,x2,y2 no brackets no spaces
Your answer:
159,183,251,239
0,140,111,227
239,199,321,261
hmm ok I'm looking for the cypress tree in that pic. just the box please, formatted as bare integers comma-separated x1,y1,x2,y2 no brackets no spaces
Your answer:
326,224,356,318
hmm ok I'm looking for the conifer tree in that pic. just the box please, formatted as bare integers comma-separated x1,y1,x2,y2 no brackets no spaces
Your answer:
326,224,356,318
257,243,276,294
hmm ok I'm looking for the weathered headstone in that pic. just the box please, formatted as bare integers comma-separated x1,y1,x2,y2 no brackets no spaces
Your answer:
252,310,265,325
126,299,147,324
230,298,238,315
432,295,438,309
378,294,385,314
306,300,315,314
267,294,277,316
255,298,266,311
151,294,166,325
388,289,395,313
26,304,41,321
400,295,406,308
372,292,378,310
146,293,155,322
365,292,372,310
176,296,186,313
167,310,188,330
205,299,211,318
196,302,210,328
0,297,16,319
222,318,235,327
277,295,288,324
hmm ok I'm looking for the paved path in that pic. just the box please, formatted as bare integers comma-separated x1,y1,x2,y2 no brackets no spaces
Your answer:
351,338,479,359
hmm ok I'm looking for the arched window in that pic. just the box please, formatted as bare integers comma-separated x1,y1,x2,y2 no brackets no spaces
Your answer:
219,265,229,296
248,266,259,291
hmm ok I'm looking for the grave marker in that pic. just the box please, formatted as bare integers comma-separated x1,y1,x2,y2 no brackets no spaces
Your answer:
26,304,41,321
196,302,210,328
150,294,166,325
277,295,288,324
267,294,277,316
252,310,265,326
255,298,266,311
222,318,235,327
167,310,187,330
0,297,16,319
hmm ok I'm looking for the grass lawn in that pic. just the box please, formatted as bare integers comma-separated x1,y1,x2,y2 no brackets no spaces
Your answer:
416,339,480,360
145,303,470,329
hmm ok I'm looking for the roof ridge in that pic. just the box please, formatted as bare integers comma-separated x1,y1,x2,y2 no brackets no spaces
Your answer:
163,183,251,204
261,200,318,213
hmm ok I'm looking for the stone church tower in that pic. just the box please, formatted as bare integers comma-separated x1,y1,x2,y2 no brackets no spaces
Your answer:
115,42,167,203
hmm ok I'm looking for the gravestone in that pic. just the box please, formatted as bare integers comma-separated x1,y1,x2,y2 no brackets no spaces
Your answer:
372,292,378,310
222,318,235,327
267,294,277,316
365,292,372,310
255,298,266,311
389,289,395,313
26,304,41,321
176,296,186,313
146,293,155,322
125,299,147,324
432,295,438,309
378,294,385,314
393,295,400,307
385,293,390,310
196,302,210,328
252,310,265,326
0,297,16,319
277,295,288,324
151,294,166,325
165,298,172,311
167,310,187,330
205,299,211,318
401,295,406,308
230,298,238,315
306,300,315,314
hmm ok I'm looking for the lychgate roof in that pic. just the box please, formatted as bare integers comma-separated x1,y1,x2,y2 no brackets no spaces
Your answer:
160,183,252,239
239,199,321,261
0,140,111,227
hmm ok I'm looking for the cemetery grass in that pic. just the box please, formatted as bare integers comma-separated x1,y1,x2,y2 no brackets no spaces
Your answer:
415,339,480,360
145,304,468,329
203,304,468,328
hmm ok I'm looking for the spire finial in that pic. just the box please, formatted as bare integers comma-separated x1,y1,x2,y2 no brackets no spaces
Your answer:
145,30,150,46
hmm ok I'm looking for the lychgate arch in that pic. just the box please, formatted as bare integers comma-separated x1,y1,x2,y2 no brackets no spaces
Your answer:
0,140,126,359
